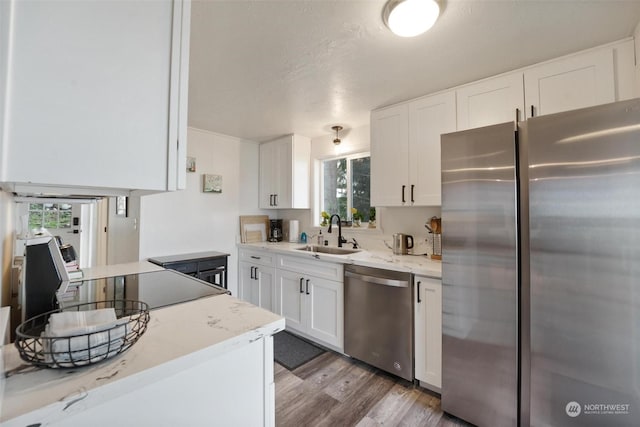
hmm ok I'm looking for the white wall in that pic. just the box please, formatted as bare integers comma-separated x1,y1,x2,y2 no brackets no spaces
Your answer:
278,125,441,254
138,128,265,296
0,190,15,307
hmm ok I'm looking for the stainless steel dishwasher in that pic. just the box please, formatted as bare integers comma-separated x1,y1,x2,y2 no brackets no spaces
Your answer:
344,264,413,381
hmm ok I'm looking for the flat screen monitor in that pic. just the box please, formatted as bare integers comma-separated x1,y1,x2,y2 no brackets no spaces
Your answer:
23,237,70,321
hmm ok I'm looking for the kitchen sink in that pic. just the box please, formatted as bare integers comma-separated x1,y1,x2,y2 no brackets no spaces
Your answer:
296,245,360,255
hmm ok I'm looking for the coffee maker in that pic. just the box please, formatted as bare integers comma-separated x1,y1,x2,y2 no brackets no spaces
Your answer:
269,219,283,242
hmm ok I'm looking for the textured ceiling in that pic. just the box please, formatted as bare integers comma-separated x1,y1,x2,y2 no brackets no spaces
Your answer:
188,0,640,142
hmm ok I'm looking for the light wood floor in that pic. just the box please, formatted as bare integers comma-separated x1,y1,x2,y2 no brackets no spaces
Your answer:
275,351,473,427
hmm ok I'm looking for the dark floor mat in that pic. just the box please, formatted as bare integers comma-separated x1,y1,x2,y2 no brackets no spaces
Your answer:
274,330,326,371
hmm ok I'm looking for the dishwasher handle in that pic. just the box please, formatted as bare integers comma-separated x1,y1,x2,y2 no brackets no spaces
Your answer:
345,271,409,288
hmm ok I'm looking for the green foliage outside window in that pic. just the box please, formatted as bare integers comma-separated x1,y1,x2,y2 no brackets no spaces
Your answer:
322,155,371,224
28,203,72,230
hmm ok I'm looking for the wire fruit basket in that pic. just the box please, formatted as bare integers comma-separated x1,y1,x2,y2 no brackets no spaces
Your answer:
15,300,150,369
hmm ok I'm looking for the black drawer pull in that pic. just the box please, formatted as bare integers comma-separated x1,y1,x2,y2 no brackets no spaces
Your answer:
305,279,310,295
299,278,304,293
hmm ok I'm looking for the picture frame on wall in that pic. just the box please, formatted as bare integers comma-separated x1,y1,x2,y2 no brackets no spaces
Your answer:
203,174,222,193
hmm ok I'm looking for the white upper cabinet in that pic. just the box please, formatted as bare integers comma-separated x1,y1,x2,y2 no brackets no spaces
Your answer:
371,92,455,207
370,104,409,207
408,92,457,206
259,134,311,209
371,39,635,207
524,47,615,118
0,0,190,194
456,72,524,131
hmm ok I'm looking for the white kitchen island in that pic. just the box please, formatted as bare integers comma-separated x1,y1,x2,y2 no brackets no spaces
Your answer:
1,292,284,426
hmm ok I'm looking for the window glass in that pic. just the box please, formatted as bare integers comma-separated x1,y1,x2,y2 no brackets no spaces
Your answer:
351,157,371,222
323,158,347,219
321,154,370,224
28,211,43,229
28,203,72,230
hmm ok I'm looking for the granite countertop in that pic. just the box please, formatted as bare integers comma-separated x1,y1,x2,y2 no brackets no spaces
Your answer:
75,261,165,282
238,242,442,279
1,294,285,424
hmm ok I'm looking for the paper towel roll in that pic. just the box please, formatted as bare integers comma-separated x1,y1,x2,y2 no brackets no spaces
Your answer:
288,220,299,243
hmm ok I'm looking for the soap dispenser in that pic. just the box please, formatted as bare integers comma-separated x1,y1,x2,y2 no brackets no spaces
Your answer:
317,230,323,245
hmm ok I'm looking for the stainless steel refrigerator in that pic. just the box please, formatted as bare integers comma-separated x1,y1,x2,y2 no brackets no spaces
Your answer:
440,98,640,427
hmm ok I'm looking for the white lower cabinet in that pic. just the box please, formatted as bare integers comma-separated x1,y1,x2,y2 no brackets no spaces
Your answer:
275,256,344,351
238,249,276,312
414,275,442,389
274,269,305,331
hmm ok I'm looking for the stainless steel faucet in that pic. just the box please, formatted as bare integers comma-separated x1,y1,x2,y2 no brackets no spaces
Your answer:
327,214,347,248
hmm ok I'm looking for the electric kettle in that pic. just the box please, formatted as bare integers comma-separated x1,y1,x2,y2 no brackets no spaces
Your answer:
392,233,414,255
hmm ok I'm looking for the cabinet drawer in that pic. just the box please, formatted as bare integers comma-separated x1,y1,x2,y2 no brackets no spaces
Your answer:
277,255,343,282
198,258,226,271
166,262,198,275
239,249,275,267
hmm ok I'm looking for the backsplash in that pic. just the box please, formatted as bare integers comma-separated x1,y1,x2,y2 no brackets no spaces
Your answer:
277,205,441,256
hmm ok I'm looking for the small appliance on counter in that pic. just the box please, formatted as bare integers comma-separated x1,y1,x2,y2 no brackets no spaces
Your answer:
392,233,414,255
429,217,442,260
283,219,299,243
269,219,283,242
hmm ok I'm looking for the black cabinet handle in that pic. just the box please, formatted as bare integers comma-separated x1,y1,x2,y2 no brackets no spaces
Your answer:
530,105,535,118
250,266,255,280
269,194,274,206
250,255,261,260
411,184,415,203
299,278,304,293
305,279,310,295
515,108,520,123
402,185,406,203
254,267,258,280
274,194,278,206
417,281,421,303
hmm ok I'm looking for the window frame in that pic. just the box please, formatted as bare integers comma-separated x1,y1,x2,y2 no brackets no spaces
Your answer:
318,151,371,226
28,202,73,230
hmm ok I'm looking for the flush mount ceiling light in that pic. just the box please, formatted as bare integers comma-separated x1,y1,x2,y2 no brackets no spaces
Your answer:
332,125,343,145
383,0,440,38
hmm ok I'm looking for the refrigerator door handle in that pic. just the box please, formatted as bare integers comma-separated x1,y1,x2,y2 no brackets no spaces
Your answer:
345,271,409,288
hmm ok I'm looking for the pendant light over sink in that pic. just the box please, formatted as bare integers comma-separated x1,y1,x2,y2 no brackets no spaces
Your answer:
383,0,440,37
332,125,343,145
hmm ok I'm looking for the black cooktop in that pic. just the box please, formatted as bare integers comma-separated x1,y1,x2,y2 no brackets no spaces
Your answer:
57,269,229,311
